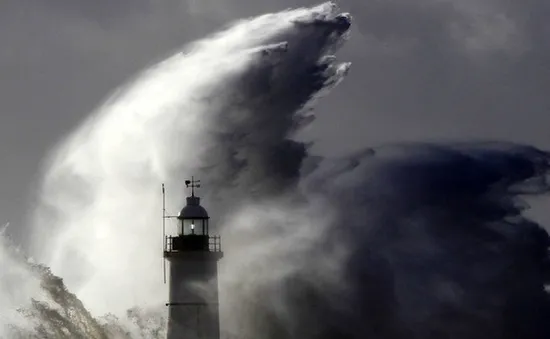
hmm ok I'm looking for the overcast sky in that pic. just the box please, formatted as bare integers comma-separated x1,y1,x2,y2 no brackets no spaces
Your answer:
1,0,550,233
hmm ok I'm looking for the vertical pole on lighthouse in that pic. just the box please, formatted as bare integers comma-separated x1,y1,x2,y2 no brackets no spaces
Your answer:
162,183,167,284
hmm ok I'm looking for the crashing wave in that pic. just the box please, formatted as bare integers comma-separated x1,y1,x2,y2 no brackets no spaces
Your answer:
2,1,549,339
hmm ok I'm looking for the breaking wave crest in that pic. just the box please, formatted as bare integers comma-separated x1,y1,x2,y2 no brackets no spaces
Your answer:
2,2,550,339
2,2,351,338
1,224,166,338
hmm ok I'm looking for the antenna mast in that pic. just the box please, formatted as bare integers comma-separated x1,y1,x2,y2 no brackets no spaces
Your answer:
162,183,166,284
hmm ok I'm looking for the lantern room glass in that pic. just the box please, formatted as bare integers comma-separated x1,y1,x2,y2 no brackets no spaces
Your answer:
179,219,208,235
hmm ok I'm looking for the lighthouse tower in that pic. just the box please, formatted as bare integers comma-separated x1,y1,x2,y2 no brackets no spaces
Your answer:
163,178,223,339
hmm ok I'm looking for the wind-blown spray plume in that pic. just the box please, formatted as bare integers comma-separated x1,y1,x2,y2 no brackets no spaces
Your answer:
2,1,549,339
0,1,352,336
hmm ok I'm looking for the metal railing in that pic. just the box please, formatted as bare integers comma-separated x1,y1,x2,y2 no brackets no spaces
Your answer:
209,235,222,252
165,235,222,253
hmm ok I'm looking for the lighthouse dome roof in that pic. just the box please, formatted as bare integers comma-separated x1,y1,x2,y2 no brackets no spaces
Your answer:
178,196,209,219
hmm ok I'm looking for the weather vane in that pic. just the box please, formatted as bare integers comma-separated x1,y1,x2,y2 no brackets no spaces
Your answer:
185,176,201,196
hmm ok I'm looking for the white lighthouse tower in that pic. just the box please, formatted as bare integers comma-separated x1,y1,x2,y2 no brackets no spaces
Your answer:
163,178,223,339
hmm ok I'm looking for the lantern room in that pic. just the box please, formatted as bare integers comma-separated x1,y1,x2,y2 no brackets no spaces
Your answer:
177,195,209,236
163,177,220,254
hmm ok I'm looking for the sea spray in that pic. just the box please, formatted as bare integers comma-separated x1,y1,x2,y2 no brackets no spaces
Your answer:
3,1,549,338
2,2,352,337
28,1,349,317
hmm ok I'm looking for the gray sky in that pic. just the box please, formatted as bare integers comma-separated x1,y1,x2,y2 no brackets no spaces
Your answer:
1,0,550,233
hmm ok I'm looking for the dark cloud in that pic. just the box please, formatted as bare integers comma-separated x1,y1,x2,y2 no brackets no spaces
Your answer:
303,0,550,153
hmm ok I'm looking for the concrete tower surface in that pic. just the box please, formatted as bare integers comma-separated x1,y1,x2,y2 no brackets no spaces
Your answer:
163,178,223,339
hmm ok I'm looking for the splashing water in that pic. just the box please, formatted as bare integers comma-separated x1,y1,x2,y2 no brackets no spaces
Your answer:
3,1,550,339
1,2,352,338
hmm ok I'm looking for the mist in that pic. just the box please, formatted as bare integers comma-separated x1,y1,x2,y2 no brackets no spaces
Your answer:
1,2,549,339
217,142,550,339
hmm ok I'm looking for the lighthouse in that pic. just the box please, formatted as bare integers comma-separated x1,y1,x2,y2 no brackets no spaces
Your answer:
163,178,223,339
